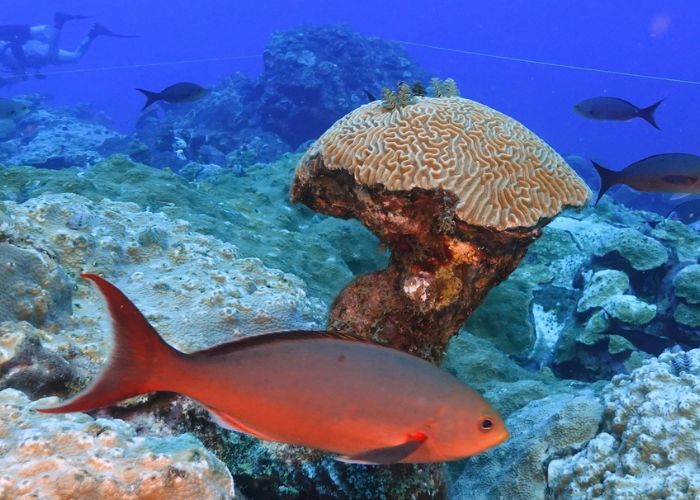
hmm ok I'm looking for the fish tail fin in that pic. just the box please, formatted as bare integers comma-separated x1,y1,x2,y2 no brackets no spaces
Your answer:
38,274,185,414
639,99,663,130
136,88,159,110
591,161,619,205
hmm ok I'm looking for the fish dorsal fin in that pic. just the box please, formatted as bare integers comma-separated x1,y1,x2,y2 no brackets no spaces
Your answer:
336,432,427,465
206,406,270,440
193,329,374,358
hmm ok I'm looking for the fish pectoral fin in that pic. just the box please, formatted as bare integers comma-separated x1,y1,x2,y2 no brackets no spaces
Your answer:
336,432,427,465
662,175,698,186
206,407,270,440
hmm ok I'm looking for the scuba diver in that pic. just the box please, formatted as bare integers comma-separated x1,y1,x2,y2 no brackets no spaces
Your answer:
0,12,136,84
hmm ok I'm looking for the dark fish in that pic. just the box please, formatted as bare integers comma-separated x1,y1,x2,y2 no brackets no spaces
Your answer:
573,97,663,130
0,97,29,119
593,153,700,205
410,81,426,97
667,198,700,224
136,82,208,110
39,274,508,464
364,89,377,102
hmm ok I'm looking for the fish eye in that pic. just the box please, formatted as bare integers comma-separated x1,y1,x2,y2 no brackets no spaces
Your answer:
479,417,494,432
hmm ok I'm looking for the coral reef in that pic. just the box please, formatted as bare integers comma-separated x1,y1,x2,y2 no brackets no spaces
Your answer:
0,389,235,499
0,192,325,350
292,96,589,361
0,96,122,169
0,321,74,399
0,189,441,498
464,202,700,380
0,242,73,328
0,155,386,302
549,349,700,499
451,391,603,500
254,24,428,147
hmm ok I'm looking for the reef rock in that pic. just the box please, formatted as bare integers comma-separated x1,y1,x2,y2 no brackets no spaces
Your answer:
0,241,72,328
0,155,385,303
255,24,429,147
0,322,74,399
464,203,700,380
0,98,122,169
451,391,603,500
0,192,325,354
0,389,235,499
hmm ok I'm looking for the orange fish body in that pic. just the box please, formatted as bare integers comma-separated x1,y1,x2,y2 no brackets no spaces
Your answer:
40,274,508,464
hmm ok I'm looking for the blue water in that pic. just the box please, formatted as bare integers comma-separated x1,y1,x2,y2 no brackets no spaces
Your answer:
3,1,699,172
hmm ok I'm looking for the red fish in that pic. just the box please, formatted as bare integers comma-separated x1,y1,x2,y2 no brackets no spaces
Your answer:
39,274,508,464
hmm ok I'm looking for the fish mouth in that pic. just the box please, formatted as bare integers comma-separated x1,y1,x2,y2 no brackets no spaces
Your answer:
491,428,509,447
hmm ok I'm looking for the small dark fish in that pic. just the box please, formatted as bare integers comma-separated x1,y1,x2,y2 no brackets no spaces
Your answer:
573,97,663,130
136,82,208,110
411,81,426,97
0,97,29,119
593,153,700,205
667,198,700,224
364,89,377,102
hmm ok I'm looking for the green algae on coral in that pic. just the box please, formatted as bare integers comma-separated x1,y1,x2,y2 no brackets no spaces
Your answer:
594,228,668,271
577,269,630,312
673,264,700,304
605,294,657,325
674,302,700,328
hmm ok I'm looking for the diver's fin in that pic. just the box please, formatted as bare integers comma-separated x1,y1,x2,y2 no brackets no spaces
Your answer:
591,161,620,206
336,432,427,465
89,24,139,39
54,13,92,29
38,274,184,414
206,407,270,440
136,88,160,110
638,99,663,130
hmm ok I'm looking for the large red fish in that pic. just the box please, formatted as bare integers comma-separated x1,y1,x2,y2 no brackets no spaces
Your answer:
39,274,508,464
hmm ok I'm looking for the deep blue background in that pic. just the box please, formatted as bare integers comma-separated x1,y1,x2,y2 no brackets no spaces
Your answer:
3,1,699,175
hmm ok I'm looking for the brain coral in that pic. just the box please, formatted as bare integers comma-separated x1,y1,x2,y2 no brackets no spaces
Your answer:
548,349,700,499
0,389,235,499
304,96,590,230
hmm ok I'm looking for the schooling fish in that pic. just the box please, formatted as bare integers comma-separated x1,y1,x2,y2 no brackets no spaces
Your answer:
573,97,663,130
39,274,507,464
592,153,700,205
136,82,208,110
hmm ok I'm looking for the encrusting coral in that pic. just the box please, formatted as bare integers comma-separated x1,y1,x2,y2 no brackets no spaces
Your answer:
0,389,235,499
291,96,590,361
548,349,700,499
